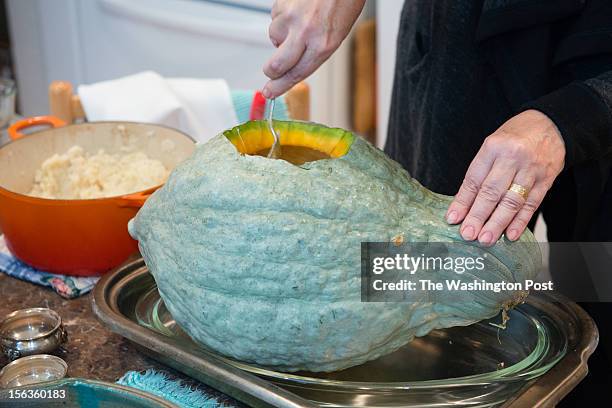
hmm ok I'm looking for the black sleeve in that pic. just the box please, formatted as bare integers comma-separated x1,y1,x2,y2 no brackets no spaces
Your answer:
521,0,612,167
524,74,612,166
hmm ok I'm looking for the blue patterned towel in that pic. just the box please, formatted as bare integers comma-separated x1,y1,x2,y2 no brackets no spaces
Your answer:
0,235,99,299
118,370,225,408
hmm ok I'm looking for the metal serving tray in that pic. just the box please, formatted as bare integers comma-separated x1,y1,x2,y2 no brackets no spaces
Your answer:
92,258,598,408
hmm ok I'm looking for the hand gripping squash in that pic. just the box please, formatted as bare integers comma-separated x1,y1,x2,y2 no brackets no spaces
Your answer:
128,120,541,373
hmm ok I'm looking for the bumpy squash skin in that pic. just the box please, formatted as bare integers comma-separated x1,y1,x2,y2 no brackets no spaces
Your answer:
129,121,541,373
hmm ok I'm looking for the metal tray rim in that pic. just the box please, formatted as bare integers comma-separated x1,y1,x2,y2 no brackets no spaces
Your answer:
92,258,599,407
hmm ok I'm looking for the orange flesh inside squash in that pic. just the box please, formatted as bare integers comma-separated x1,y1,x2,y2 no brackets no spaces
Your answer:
224,121,354,165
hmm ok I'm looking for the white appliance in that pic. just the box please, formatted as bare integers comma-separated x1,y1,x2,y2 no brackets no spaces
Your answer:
7,0,351,128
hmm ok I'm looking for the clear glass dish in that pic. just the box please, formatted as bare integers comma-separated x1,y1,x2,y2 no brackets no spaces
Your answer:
132,278,574,407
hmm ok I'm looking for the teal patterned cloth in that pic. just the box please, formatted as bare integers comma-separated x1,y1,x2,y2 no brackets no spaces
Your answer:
118,370,225,408
0,235,99,299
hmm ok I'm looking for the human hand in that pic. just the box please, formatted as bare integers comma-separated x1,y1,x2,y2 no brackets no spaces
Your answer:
446,110,566,246
262,0,366,98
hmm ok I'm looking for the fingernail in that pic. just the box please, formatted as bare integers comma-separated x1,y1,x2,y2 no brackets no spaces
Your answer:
262,88,271,99
479,231,493,246
507,229,519,241
446,210,458,224
461,225,475,240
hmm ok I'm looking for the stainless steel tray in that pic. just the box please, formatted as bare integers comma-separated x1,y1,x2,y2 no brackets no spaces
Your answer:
92,258,598,408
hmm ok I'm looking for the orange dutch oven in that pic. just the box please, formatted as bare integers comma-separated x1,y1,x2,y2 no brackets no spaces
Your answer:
0,116,195,276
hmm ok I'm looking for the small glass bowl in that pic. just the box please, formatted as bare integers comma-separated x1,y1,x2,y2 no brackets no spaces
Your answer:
0,307,67,360
0,354,67,388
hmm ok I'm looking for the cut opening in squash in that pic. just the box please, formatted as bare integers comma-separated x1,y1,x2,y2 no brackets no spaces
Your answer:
224,120,355,165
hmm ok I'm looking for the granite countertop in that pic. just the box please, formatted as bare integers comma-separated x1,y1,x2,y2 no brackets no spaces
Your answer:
0,273,242,406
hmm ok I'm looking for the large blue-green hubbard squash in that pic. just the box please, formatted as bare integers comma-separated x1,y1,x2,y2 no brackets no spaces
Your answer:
128,120,540,372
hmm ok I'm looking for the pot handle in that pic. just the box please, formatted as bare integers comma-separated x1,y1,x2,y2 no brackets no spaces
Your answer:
8,115,67,140
114,189,156,208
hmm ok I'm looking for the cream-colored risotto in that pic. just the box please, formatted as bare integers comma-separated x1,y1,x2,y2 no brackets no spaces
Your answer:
29,146,169,199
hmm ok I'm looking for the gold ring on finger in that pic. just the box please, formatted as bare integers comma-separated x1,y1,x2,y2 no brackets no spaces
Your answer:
508,183,529,200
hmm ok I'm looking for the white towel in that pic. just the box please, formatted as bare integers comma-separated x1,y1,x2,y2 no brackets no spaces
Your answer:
78,71,238,143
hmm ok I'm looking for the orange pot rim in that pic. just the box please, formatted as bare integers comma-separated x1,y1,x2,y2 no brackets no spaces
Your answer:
4,119,196,145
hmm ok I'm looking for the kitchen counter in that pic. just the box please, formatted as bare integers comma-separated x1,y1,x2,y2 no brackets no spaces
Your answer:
0,273,242,406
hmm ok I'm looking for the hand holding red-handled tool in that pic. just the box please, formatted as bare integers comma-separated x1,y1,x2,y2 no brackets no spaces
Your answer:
262,0,366,98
